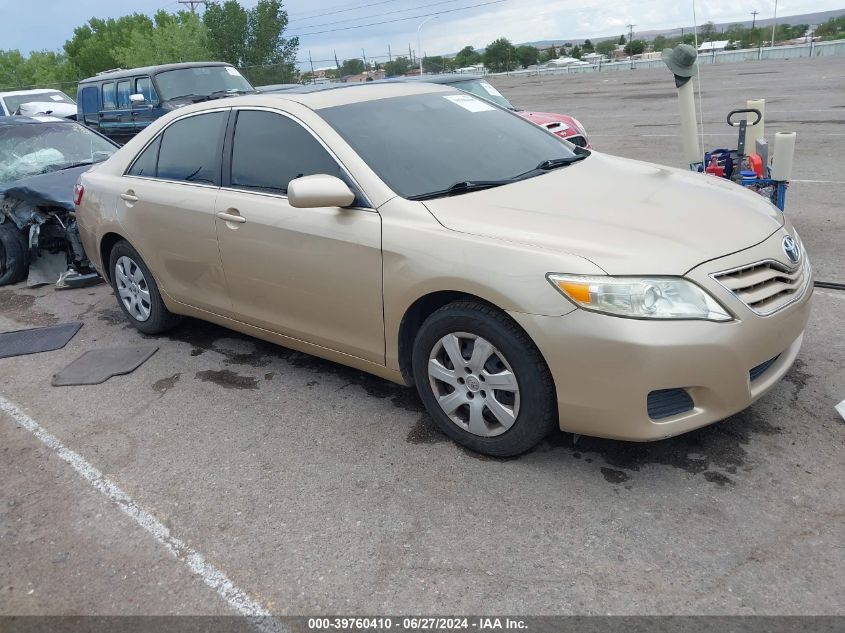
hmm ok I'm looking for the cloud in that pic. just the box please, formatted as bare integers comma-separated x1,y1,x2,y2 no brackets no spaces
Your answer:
1,0,840,66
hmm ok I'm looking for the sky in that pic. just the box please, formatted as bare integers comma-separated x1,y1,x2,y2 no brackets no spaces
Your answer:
0,0,841,69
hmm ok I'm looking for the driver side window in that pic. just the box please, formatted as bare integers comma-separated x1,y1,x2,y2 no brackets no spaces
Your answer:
229,110,343,195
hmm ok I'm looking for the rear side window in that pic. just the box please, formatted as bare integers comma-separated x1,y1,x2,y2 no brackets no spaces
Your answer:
80,86,98,114
156,112,227,184
127,135,161,177
135,77,157,104
102,82,116,109
230,110,341,194
117,80,131,108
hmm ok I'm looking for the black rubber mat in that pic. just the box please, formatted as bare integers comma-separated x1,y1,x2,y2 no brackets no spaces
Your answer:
0,322,83,359
52,346,158,386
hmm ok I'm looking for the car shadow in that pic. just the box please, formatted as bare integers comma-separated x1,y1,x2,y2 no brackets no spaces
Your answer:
107,314,794,486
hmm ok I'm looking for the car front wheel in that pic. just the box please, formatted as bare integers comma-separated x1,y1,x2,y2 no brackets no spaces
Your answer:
412,300,557,457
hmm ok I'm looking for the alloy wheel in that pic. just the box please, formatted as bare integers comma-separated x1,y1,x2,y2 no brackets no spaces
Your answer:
115,255,152,322
427,331,520,437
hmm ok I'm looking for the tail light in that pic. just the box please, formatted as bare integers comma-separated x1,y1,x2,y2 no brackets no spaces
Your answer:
73,184,85,206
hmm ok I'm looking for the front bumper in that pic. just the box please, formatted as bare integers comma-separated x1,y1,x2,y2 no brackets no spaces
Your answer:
508,234,813,441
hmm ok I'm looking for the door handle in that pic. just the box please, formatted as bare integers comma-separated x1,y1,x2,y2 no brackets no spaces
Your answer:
217,211,246,224
120,193,139,203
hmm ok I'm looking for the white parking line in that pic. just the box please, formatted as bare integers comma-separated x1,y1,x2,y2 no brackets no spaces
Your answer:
0,394,286,632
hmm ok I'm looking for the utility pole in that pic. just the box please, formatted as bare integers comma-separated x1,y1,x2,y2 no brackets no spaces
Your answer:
177,0,206,13
771,0,778,48
388,44,392,62
627,24,635,69
362,49,368,71
751,10,759,47
308,51,315,83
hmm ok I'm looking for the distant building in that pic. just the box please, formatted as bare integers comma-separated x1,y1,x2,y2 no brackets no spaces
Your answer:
581,52,605,63
698,40,730,52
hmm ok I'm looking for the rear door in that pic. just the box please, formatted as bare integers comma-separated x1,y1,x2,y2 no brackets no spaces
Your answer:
120,109,232,315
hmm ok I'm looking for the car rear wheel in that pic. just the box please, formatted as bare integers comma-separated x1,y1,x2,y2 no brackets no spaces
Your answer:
108,240,180,334
412,300,557,457
0,222,28,286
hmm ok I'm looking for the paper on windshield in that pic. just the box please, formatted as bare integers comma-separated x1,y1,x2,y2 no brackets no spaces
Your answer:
443,94,494,112
480,82,503,97
225,67,242,76
50,95,64,101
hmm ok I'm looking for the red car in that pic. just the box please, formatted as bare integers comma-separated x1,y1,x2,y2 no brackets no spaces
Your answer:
422,74,591,148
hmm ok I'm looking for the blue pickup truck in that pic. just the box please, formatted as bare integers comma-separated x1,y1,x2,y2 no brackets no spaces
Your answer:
76,62,254,144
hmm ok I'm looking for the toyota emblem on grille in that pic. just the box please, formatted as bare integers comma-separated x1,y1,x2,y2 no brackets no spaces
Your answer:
782,235,801,264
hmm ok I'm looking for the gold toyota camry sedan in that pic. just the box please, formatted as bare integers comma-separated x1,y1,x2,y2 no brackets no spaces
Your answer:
75,82,812,456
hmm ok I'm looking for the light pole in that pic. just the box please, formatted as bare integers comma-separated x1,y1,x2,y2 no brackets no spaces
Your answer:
417,15,439,75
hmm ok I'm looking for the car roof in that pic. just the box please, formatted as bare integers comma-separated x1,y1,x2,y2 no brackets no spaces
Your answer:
78,61,235,84
187,81,454,111
0,88,66,98
385,73,483,84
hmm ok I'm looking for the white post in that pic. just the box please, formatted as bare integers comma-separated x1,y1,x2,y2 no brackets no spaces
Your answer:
771,0,778,48
417,16,439,76
678,80,701,166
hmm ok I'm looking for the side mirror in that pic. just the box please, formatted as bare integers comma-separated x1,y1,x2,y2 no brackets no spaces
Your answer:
288,174,355,208
129,93,145,105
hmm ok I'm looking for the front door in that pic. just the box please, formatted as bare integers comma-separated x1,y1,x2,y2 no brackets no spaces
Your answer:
130,76,158,135
214,109,384,364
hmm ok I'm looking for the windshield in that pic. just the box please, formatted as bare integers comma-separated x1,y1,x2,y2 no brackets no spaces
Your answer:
452,79,515,110
320,92,578,199
0,121,116,183
3,91,75,114
155,66,253,100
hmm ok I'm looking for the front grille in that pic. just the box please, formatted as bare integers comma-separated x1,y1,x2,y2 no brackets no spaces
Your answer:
749,354,780,381
647,388,694,420
712,258,809,316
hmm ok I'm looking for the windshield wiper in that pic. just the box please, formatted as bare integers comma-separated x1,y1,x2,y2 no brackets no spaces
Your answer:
40,160,94,174
510,154,588,181
408,180,511,201
168,93,209,102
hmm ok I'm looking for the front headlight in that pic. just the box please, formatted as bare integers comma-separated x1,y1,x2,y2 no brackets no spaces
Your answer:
547,274,732,321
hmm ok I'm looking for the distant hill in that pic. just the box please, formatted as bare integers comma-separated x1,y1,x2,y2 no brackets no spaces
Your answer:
517,8,845,48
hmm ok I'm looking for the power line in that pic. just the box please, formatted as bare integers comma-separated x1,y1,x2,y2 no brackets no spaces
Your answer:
289,0,464,31
287,0,406,22
292,0,507,38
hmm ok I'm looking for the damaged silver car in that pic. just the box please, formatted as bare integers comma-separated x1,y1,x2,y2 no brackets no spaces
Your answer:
0,116,117,287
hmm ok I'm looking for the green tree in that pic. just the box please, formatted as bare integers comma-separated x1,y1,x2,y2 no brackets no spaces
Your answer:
515,45,539,67
203,0,248,67
582,39,594,53
454,46,481,67
483,37,517,72
652,35,667,50
595,40,616,57
204,0,298,83
570,45,582,59
116,11,210,68
618,34,626,45
700,21,717,41
624,39,646,55
64,14,154,77
384,56,410,76
539,44,557,63
423,55,450,73
340,58,364,76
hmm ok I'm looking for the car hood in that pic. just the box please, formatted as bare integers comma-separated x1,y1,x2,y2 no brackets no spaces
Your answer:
519,111,581,134
0,164,92,211
16,102,77,119
422,152,784,275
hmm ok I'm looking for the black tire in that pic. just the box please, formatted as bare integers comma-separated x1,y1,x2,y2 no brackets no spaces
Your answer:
108,240,181,334
0,222,28,286
412,300,557,457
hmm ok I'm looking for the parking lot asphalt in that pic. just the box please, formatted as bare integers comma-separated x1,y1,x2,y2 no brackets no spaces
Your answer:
2,56,844,617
